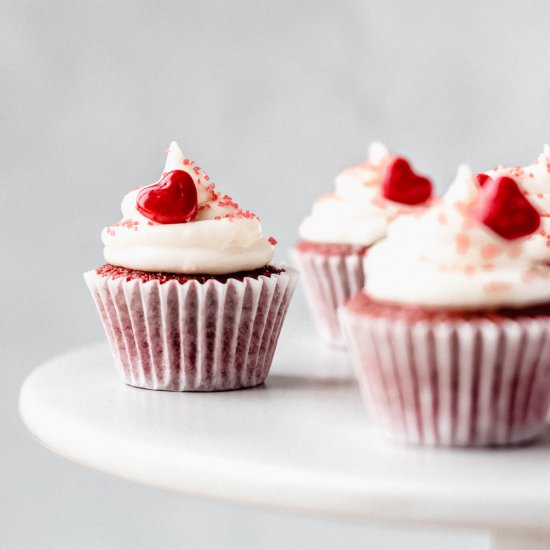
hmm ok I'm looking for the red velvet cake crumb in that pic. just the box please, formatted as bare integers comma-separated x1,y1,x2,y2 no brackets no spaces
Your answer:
96,263,284,284
295,239,370,256
346,292,550,322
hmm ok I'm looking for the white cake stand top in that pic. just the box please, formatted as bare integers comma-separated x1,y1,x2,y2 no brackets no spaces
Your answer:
19,323,550,544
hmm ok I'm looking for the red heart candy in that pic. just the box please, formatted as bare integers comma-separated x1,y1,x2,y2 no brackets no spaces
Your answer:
473,176,540,240
136,170,198,224
475,173,492,187
382,157,432,205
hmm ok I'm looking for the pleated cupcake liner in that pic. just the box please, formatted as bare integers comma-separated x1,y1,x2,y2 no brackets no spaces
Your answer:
340,308,550,446
291,248,365,347
84,268,297,391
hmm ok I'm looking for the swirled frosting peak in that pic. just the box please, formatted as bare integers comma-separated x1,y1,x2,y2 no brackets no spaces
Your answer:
102,142,275,275
364,165,550,309
299,142,432,246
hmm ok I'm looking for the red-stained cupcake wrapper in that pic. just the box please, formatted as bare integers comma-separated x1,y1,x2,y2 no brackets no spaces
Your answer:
340,308,550,446
84,268,297,391
291,248,364,347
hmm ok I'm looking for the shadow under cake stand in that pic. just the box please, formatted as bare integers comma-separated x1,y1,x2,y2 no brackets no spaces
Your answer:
19,321,550,550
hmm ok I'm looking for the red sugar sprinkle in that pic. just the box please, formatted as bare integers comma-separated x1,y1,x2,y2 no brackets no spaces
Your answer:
109,219,140,232
268,236,278,246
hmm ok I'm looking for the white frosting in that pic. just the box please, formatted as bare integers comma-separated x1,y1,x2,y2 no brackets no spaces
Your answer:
102,142,274,274
484,146,550,263
365,166,550,309
299,142,415,246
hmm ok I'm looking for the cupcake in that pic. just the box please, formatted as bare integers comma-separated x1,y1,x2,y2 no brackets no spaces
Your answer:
293,142,433,347
85,142,297,392
478,145,550,263
340,165,550,446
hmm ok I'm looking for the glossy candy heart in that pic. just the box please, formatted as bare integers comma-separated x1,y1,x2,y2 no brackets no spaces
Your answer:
475,173,492,187
136,170,198,224
473,176,540,240
382,157,432,205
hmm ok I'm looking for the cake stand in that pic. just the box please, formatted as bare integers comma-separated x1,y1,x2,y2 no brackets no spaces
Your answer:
19,323,550,550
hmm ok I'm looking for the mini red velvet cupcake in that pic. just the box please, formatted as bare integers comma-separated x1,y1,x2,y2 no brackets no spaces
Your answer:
85,142,297,391
292,142,433,346
340,165,550,446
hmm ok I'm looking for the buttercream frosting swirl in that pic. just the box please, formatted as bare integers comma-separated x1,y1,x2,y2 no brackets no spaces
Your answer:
483,146,550,263
299,143,428,246
365,165,550,309
102,142,274,274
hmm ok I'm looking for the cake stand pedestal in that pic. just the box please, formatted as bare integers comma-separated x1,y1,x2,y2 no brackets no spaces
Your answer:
19,325,550,550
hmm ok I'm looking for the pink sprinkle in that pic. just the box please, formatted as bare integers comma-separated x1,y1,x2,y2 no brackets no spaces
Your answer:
437,212,447,225
481,244,502,260
464,265,476,276
507,244,522,259
456,232,470,255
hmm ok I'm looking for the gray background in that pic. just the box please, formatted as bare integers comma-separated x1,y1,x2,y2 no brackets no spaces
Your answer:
2,0,549,548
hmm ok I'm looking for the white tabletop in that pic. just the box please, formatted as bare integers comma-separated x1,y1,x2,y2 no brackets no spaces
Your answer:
19,323,550,548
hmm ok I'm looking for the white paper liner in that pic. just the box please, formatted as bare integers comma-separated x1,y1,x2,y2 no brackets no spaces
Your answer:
291,248,364,347
340,307,550,446
84,268,297,391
